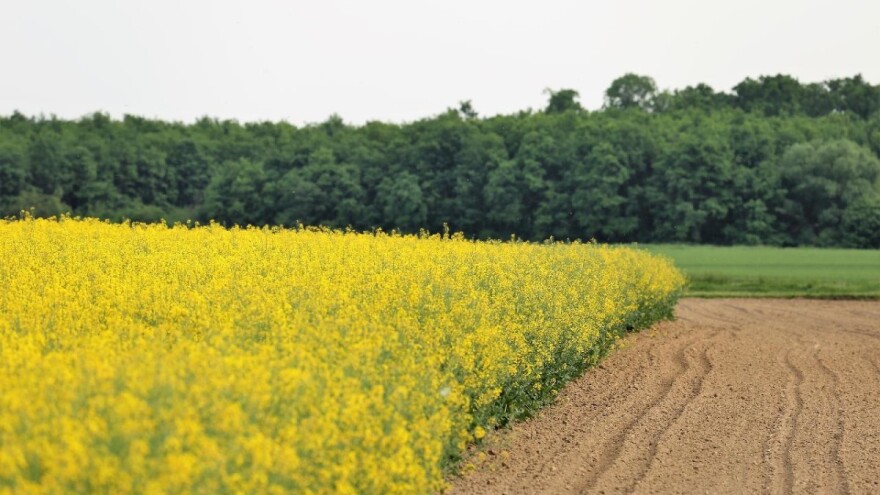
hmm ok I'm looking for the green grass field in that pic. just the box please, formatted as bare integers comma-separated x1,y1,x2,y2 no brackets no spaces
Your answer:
637,245,880,298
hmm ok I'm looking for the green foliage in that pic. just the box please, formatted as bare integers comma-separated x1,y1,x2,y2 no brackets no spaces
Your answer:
544,89,582,114
604,74,657,111
4,190,70,218
569,142,635,241
270,147,365,227
375,171,427,231
664,83,732,112
841,193,880,247
201,158,267,226
778,139,880,245
0,140,26,198
2,73,880,247
648,123,738,243
734,74,806,116
733,73,880,118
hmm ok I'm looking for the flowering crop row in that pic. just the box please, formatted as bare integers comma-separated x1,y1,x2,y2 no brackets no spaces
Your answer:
0,217,684,494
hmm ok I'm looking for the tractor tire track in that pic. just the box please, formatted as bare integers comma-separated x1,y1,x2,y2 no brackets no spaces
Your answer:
814,351,852,495
577,332,717,495
764,347,804,495
626,342,715,493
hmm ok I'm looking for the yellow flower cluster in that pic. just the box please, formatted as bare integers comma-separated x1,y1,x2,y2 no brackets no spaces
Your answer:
0,217,684,494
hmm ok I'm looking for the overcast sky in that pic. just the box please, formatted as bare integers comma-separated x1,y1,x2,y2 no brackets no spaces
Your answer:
3,0,879,125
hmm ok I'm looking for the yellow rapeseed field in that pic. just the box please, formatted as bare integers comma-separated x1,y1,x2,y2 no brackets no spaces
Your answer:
0,217,684,494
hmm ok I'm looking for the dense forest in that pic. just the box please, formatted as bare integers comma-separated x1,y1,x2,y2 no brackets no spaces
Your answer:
2,74,879,247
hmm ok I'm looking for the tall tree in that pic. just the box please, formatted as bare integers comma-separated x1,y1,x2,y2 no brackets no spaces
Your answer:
544,89,582,114
778,139,880,245
270,147,365,228
0,141,26,199
826,75,880,119
202,158,267,226
604,74,657,111
569,143,635,241
375,171,428,232
733,74,805,116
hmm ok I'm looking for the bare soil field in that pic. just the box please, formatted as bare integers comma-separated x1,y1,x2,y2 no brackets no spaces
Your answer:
448,299,880,495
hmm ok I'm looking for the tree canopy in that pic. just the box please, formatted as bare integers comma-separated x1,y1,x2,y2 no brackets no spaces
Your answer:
2,73,879,247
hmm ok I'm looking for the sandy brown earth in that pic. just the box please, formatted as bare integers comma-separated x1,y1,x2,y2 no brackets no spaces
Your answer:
448,299,880,495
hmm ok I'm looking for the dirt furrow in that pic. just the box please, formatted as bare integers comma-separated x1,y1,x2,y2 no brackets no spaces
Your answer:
814,351,851,495
447,299,880,495
767,348,803,495
626,343,715,493
509,336,673,488
580,334,716,495
575,341,693,495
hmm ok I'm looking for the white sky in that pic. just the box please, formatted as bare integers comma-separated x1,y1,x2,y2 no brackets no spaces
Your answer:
2,0,879,125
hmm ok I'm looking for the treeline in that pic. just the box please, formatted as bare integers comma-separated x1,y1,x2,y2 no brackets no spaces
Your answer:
1,73,879,247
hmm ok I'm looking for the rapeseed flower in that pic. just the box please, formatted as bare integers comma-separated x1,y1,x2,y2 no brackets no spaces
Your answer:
0,217,683,494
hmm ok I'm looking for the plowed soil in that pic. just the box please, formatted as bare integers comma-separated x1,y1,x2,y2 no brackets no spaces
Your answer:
448,299,880,495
